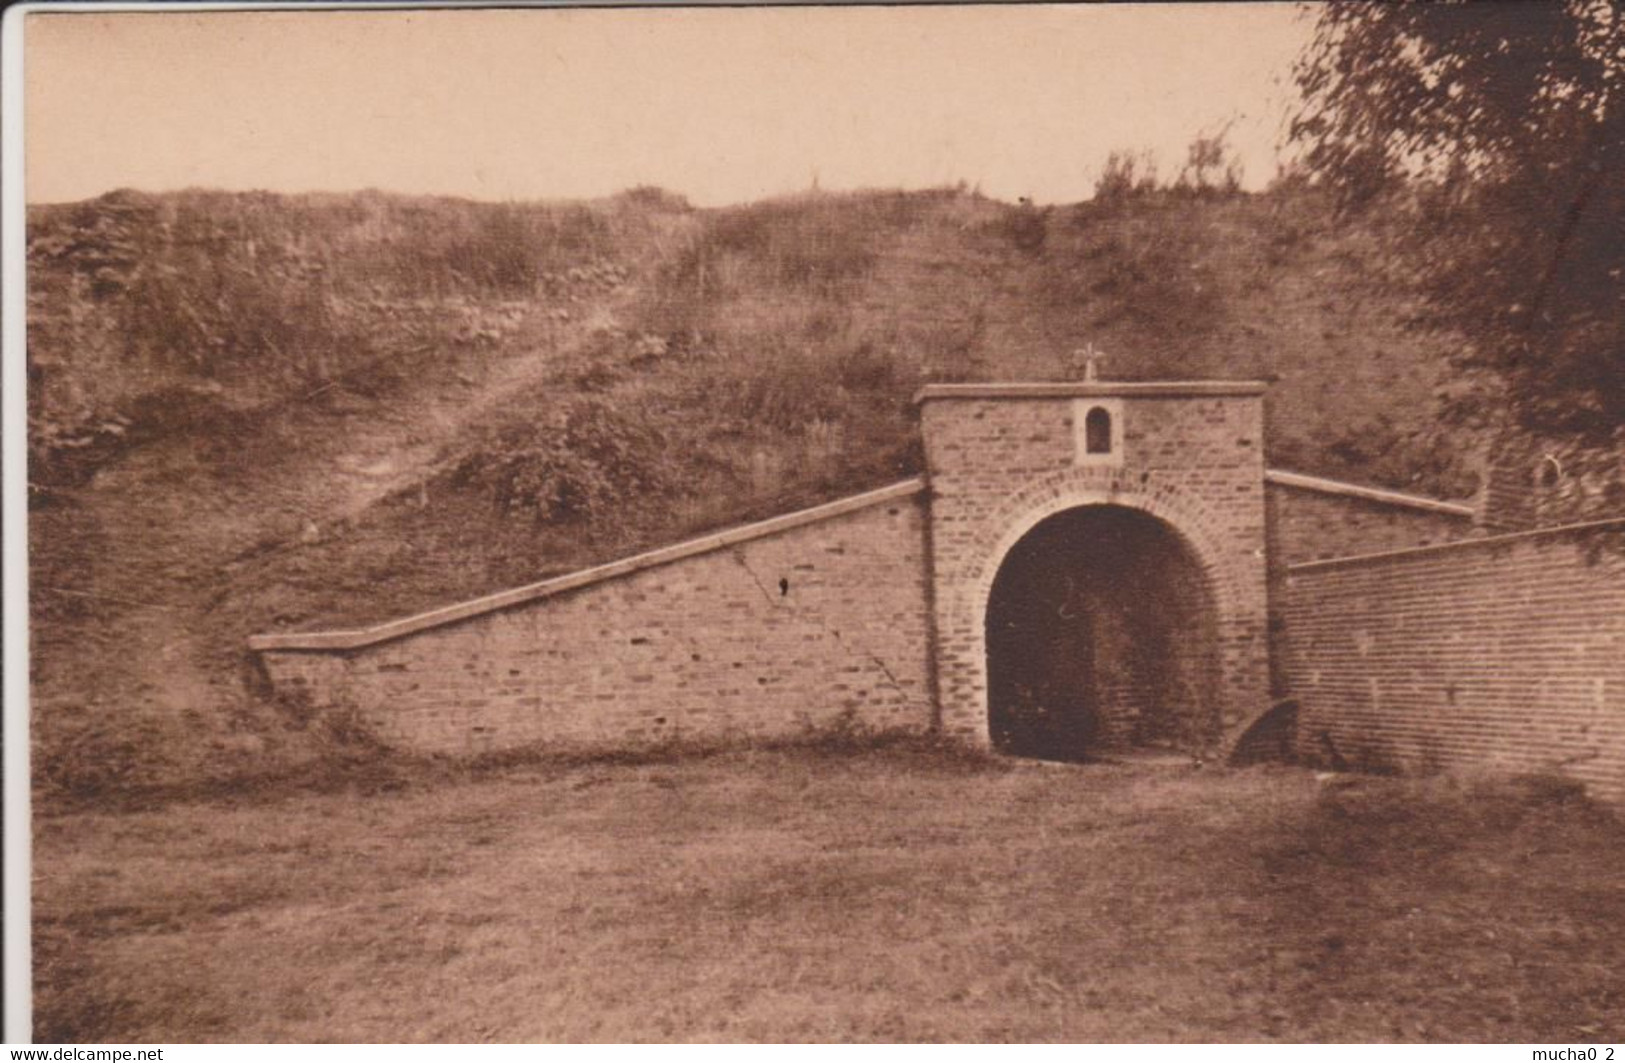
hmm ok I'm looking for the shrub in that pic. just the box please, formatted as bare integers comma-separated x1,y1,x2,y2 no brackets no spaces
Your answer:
615,185,694,213
450,399,672,523
995,199,1049,254
1175,127,1244,198
1094,150,1162,201
716,339,906,434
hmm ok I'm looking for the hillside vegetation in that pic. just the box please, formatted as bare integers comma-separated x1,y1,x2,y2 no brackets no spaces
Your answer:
28,183,1481,798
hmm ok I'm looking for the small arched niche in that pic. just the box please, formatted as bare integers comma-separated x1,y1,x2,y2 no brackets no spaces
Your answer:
1084,406,1112,454
1073,398,1124,466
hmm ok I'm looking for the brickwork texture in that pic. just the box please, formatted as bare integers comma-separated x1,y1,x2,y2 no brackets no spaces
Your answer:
1265,478,1474,567
918,384,1271,751
251,379,1625,802
259,486,936,755
1287,521,1625,801
1263,475,1478,696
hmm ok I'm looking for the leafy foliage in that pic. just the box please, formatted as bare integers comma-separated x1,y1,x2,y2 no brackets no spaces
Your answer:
449,399,674,524
1175,126,1245,197
1094,130,1244,203
1292,1,1625,436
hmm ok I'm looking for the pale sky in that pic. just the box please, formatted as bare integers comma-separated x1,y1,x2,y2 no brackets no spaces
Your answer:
23,3,1317,207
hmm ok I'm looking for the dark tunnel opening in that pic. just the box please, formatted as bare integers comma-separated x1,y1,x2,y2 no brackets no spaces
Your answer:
986,505,1220,761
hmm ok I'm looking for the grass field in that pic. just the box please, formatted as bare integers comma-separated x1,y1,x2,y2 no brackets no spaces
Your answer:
32,742,1625,1043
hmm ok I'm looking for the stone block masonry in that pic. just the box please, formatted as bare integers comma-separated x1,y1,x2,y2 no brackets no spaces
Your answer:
254,481,936,755
1287,519,1625,801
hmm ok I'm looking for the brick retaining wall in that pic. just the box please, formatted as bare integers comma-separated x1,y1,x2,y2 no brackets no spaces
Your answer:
1264,470,1476,567
1263,469,1478,696
252,377,1623,788
254,481,936,755
1286,520,1625,801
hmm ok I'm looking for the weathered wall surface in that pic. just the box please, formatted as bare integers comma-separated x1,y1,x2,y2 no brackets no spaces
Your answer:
1263,471,1478,696
1265,473,1476,567
255,482,936,755
918,383,1271,751
1286,520,1625,801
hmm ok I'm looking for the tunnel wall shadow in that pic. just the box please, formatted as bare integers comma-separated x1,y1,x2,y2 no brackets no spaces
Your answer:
986,504,1220,760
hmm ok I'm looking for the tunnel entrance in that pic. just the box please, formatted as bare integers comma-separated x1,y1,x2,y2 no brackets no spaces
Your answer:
986,505,1219,761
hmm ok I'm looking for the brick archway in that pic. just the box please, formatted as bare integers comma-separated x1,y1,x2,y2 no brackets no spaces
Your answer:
917,382,1272,755
937,471,1247,752
984,502,1222,758
963,471,1241,620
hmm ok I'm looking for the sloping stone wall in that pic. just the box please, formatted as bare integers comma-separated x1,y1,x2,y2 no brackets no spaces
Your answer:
254,482,935,755
1263,470,1479,696
1264,471,1476,567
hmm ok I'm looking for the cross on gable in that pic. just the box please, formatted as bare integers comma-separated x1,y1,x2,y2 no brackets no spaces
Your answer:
1072,344,1108,382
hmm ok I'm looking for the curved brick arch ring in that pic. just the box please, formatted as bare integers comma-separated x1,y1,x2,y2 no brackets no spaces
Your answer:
960,470,1241,616
938,466,1255,752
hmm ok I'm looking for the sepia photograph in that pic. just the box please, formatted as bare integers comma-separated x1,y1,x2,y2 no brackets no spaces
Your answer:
7,0,1624,1045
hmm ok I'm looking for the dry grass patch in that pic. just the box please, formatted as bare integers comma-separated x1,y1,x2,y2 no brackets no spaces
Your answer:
33,745,1625,1042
